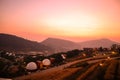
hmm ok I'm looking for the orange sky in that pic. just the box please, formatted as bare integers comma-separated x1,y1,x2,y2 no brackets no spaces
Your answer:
1,0,120,42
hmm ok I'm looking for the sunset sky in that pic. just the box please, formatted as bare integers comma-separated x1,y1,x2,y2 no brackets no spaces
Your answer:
1,0,120,42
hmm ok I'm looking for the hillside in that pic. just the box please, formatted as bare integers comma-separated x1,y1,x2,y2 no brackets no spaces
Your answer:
79,39,119,48
41,38,119,52
14,57,120,80
41,38,80,52
0,33,53,53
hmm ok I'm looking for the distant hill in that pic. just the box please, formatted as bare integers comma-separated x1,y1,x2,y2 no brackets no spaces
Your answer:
0,33,53,53
41,38,120,52
79,39,119,48
0,33,119,54
41,38,80,52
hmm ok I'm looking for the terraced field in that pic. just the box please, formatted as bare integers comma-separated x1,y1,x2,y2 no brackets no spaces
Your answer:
14,58,120,80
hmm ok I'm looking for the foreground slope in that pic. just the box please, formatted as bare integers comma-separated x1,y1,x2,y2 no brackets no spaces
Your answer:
14,56,120,80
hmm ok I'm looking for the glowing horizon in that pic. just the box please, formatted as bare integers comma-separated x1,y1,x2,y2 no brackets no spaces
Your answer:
1,0,120,42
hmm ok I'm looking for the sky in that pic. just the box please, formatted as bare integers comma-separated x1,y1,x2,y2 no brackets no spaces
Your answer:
1,0,120,42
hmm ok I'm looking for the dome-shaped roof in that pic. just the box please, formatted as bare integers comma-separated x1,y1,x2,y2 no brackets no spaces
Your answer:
42,59,51,66
26,62,37,70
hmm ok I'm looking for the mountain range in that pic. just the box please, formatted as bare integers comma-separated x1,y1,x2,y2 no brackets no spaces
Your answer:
0,33,119,54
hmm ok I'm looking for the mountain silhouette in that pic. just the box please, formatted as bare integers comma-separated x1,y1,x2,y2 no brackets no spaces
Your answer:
41,38,80,52
0,33,119,53
0,33,53,53
79,39,119,48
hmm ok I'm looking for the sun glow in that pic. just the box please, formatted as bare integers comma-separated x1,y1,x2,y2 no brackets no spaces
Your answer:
43,14,100,37
45,14,99,30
